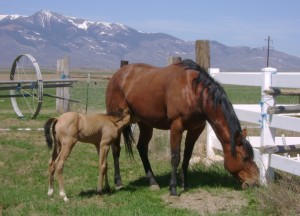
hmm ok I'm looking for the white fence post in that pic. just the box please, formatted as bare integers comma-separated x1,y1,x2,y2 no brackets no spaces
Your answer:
206,67,300,183
206,123,216,159
56,56,70,113
259,67,277,184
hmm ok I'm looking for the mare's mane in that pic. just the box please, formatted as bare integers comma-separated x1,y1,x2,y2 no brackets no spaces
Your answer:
181,59,253,157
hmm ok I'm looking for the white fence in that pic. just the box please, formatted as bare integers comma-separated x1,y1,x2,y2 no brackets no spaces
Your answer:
207,67,300,184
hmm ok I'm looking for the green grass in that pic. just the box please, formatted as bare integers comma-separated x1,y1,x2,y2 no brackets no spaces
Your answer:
0,132,214,216
224,84,300,104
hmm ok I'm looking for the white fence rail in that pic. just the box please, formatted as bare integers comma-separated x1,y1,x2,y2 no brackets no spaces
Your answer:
207,67,300,184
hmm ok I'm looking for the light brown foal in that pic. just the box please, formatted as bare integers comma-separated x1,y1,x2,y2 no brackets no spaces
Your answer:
44,109,132,202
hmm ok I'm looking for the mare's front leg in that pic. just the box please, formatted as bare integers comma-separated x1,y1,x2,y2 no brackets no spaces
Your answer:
169,119,184,196
181,124,205,190
97,139,111,194
137,123,159,188
111,135,123,189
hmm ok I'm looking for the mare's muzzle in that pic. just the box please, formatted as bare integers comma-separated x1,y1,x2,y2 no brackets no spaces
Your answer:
241,180,260,189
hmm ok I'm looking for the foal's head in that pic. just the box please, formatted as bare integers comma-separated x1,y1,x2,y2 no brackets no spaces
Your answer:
110,108,133,130
224,129,259,189
120,108,132,123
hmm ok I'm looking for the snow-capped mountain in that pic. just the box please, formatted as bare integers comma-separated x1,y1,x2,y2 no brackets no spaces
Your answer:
0,10,299,71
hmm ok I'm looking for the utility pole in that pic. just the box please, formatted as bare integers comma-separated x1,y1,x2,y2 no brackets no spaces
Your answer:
264,36,274,67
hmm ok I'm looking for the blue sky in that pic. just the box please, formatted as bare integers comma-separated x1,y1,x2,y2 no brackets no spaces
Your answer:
1,0,300,57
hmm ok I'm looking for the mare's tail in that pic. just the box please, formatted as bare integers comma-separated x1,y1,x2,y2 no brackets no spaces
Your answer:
44,118,57,149
122,124,135,158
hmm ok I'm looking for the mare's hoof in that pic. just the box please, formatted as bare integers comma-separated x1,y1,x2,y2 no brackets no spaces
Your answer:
169,187,179,197
115,180,124,190
115,184,124,190
150,184,160,191
167,194,180,202
182,185,189,191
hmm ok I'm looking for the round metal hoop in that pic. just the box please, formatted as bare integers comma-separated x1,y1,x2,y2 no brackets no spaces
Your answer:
9,54,43,119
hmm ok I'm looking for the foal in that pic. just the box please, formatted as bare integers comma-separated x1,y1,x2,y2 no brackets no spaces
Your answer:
44,109,133,202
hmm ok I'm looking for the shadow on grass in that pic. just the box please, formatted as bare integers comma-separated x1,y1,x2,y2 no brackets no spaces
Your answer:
79,189,100,198
78,164,241,198
78,188,117,198
126,164,241,192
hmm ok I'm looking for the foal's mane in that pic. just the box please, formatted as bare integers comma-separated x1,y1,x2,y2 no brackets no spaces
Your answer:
181,59,247,156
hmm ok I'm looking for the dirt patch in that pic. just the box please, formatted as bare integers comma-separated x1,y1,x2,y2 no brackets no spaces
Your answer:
163,189,247,215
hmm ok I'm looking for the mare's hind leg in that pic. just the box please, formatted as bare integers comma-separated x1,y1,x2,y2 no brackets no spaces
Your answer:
137,123,158,188
111,135,123,189
181,123,205,190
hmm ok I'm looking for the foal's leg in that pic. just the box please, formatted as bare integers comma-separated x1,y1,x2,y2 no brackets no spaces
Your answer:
137,123,158,188
97,139,111,194
181,124,205,190
48,142,59,197
55,140,76,202
169,119,184,196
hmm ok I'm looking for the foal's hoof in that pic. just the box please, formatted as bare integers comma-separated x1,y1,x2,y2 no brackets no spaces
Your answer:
47,188,54,197
59,192,69,202
63,196,69,202
97,189,104,195
97,187,111,195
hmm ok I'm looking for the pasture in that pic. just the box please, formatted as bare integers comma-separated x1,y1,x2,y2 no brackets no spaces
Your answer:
0,69,300,215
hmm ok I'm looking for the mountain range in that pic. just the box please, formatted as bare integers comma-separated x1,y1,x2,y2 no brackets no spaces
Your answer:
1,10,300,71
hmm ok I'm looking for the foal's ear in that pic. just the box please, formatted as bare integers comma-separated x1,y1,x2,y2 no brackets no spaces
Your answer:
122,108,130,116
242,128,247,138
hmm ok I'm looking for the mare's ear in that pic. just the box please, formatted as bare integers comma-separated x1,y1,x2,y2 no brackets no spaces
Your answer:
242,128,247,138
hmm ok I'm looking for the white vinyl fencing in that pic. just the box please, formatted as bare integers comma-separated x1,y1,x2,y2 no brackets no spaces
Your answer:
207,67,300,184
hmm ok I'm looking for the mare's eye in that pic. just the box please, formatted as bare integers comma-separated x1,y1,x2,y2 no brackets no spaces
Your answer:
242,156,248,162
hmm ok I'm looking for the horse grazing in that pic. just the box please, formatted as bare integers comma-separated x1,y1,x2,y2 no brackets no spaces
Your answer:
106,59,259,196
44,109,134,202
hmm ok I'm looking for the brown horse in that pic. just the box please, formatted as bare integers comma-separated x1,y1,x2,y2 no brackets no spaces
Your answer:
106,59,259,196
44,109,134,202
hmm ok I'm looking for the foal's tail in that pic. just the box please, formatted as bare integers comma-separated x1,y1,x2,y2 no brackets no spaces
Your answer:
44,118,58,149
122,125,135,158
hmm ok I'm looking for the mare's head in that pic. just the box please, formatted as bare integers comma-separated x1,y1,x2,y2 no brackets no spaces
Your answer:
181,59,260,189
224,129,259,189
